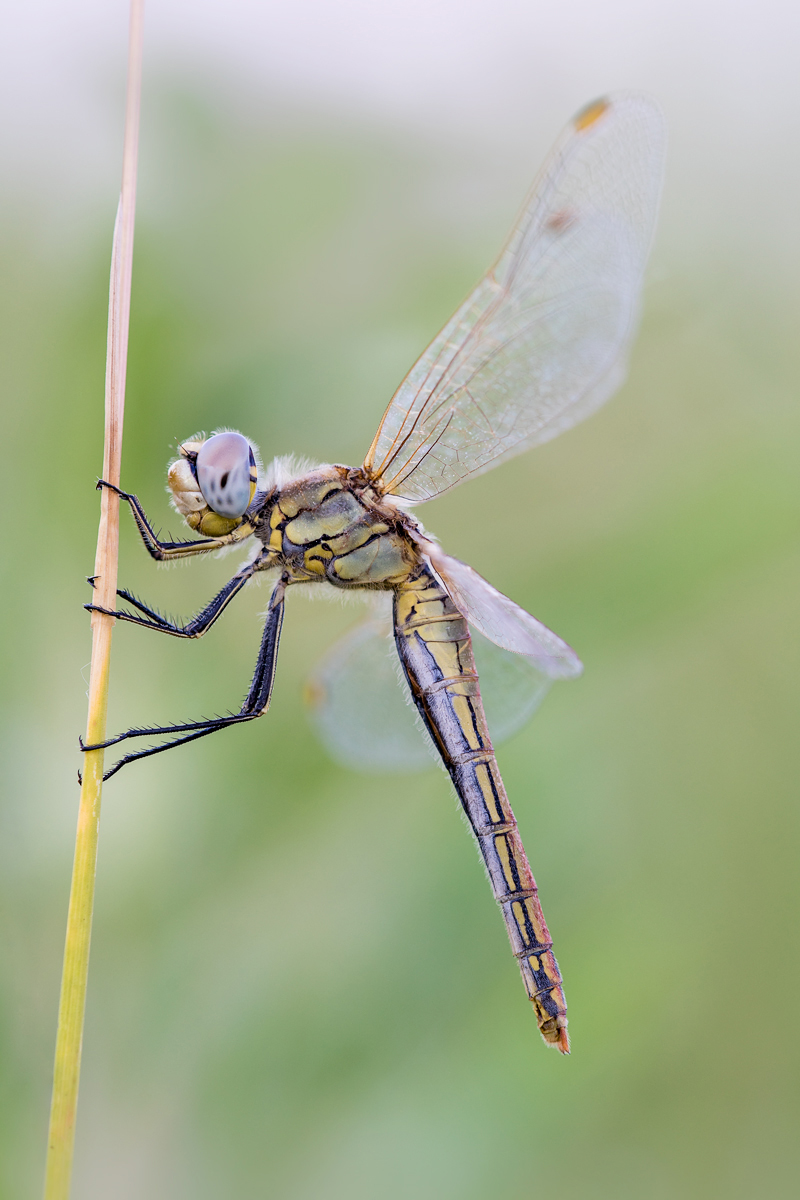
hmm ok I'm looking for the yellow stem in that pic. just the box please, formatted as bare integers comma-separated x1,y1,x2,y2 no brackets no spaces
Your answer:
43,4,144,1197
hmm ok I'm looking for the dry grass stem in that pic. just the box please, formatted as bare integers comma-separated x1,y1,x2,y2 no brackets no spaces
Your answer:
43,3,144,1197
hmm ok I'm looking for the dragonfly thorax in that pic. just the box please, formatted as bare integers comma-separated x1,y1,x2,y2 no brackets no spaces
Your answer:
256,465,418,589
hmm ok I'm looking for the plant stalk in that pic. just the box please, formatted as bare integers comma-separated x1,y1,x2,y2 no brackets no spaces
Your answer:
43,4,144,1197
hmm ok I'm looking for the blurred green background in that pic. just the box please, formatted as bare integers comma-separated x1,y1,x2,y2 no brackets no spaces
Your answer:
2,7,800,1197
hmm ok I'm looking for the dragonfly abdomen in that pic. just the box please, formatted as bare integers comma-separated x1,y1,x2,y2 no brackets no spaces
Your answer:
393,566,569,1052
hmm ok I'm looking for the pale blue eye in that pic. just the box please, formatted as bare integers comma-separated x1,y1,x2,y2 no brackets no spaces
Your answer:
195,432,255,518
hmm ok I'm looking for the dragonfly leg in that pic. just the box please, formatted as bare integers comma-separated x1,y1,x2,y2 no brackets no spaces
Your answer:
97,479,253,561
85,552,276,638
81,575,287,780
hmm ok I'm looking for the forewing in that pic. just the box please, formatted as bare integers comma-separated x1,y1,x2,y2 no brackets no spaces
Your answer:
364,93,666,503
306,617,553,774
426,546,583,680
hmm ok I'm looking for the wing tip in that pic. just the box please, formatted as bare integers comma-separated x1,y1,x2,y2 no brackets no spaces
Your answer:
539,646,583,681
573,96,611,132
546,662,584,682
561,661,584,681
573,90,666,137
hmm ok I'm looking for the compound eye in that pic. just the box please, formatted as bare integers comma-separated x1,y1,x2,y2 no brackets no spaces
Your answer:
195,432,256,518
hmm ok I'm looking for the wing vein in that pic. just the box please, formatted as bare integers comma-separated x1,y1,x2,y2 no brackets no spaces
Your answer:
364,93,666,504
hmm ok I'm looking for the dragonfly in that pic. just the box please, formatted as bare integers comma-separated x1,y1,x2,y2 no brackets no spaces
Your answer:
84,93,665,1053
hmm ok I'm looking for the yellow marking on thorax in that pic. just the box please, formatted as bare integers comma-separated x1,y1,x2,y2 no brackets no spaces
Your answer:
332,533,410,584
284,490,363,544
326,521,388,556
277,473,344,519
302,545,334,576
268,505,284,553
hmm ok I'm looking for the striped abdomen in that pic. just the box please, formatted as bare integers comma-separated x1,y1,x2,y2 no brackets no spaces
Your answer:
393,566,569,1052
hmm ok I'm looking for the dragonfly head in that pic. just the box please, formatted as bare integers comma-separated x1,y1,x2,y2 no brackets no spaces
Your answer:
168,430,259,535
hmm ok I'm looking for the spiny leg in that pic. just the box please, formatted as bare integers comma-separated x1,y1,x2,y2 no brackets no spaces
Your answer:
97,478,254,561
81,576,288,780
85,553,276,638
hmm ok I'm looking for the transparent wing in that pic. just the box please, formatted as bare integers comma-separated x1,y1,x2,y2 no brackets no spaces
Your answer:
474,627,552,738
425,545,583,679
306,617,551,774
306,616,431,773
364,93,666,503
